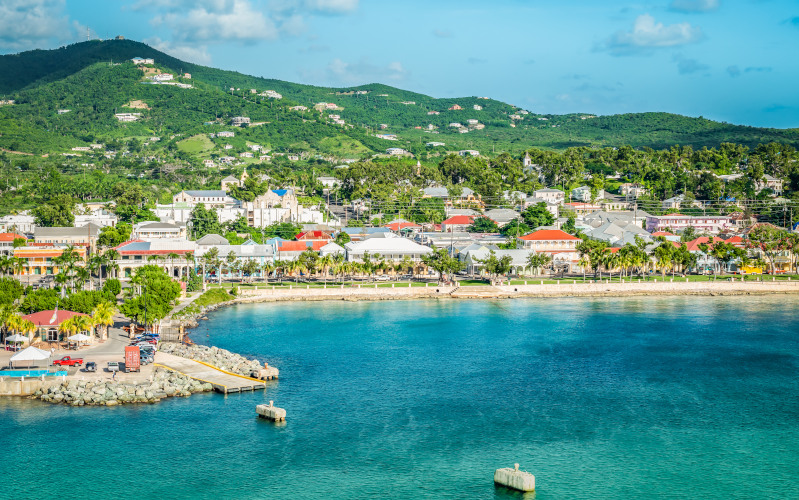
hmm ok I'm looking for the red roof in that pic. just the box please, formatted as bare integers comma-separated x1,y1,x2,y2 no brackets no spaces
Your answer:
683,236,726,252
278,240,327,252
651,231,675,237
295,230,332,241
22,310,89,327
0,233,26,242
385,221,421,231
442,215,475,225
519,229,580,241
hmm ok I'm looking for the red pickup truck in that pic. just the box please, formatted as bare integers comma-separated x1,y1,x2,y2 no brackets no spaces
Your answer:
52,356,84,367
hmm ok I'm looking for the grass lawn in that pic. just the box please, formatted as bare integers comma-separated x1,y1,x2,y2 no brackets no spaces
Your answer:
177,134,214,154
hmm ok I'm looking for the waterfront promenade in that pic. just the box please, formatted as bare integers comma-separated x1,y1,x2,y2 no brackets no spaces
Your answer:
232,277,799,303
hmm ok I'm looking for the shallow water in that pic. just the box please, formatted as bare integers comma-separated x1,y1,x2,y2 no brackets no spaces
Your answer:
2,296,798,499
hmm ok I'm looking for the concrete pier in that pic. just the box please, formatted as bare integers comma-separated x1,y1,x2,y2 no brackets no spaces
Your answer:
494,463,535,492
256,400,286,421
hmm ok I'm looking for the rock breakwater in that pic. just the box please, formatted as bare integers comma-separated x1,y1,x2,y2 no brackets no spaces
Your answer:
33,368,213,406
159,343,273,379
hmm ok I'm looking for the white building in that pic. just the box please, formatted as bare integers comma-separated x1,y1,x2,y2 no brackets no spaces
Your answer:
231,116,251,127
345,233,433,263
0,214,35,235
533,188,566,205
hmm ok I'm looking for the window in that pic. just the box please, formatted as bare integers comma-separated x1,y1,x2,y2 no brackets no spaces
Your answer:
47,328,58,342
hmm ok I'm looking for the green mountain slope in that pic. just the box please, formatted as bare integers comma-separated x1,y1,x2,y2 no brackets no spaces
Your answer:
1,39,798,155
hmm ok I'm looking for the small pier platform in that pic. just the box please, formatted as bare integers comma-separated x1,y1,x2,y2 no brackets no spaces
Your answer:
155,353,267,394
256,401,286,421
494,463,535,492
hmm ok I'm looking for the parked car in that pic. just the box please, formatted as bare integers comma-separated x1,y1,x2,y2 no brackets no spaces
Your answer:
85,362,97,372
374,275,391,281
53,356,83,367
107,361,120,372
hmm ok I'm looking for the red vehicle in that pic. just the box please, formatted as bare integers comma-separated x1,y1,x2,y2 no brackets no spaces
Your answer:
53,356,83,367
124,346,140,373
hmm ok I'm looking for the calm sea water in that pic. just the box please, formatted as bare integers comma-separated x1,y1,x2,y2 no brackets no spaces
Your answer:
2,296,799,499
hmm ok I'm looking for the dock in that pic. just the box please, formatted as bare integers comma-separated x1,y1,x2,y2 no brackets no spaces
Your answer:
155,353,268,394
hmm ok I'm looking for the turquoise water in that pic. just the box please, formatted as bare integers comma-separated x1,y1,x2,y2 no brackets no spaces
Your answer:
2,296,799,499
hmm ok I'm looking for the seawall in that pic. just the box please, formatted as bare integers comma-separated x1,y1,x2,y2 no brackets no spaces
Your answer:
233,279,799,303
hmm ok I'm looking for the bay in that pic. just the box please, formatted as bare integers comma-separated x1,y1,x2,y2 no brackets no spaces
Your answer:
2,296,798,499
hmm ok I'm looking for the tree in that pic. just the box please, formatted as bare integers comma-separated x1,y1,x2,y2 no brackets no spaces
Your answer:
475,250,512,282
119,266,181,327
335,231,351,246
747,224,787,274
468,216,500,233
421,248,463,283
500,219,531,238
32,194,75,227
189,204,223,239
521,202,554,230
92,301,117,341
526,252,552,276
98,223,132,247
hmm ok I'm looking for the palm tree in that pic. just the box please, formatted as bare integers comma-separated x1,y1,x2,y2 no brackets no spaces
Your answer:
261,262,275,284
202,247,220,285
89,254,104,290
167,252,181,279
92,301,117,341
225,251,238,282
104,249,121,279
184,251,195,280
16,318,35,343
318,254,334,284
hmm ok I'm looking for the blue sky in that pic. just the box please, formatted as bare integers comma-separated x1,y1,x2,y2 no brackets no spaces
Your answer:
2,0,797,128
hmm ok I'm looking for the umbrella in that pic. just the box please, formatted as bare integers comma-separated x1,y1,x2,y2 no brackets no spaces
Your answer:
10,346,51,369
67,333,91,342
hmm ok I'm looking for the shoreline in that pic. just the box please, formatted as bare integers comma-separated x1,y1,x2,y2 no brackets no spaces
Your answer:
229,280,799,304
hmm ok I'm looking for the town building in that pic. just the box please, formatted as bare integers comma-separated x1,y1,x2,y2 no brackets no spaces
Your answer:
231,116,251,127
0,215,35,235
13,245,87,277
113,239,196,279
0,233,26,257
645,215,732,234
33,225,100,249
172,190,238,209
133,222,186,240
533,188,566,205
344,233,433,263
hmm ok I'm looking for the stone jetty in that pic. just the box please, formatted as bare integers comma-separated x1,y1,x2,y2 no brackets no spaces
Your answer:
256,401,286,421
33,368,213,406
494,463,535,492
159,343,278,380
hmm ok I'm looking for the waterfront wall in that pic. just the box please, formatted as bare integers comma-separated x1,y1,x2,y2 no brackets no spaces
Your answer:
233,279,799,303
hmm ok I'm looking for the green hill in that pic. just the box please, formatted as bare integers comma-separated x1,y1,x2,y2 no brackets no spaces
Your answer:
1,39,798,156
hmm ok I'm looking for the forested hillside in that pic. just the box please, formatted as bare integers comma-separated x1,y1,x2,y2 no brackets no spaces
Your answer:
1,38,799,157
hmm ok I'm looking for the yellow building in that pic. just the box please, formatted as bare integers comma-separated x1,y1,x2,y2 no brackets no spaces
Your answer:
13,246,87,276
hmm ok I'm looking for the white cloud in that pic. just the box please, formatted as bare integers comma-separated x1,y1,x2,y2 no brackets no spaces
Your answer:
138,0,359,46
145,36,212,65
301,0,358,13
152,0,279,43
301,57,408,85
669,0,719,13
0,0,75,51
603,14,703,55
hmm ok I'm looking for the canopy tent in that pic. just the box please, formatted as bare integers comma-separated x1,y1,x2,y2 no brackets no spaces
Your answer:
67,333,91,342
5,334,27,342
9,346,51,368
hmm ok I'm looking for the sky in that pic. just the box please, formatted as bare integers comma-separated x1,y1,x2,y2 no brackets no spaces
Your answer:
1,0,798,128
